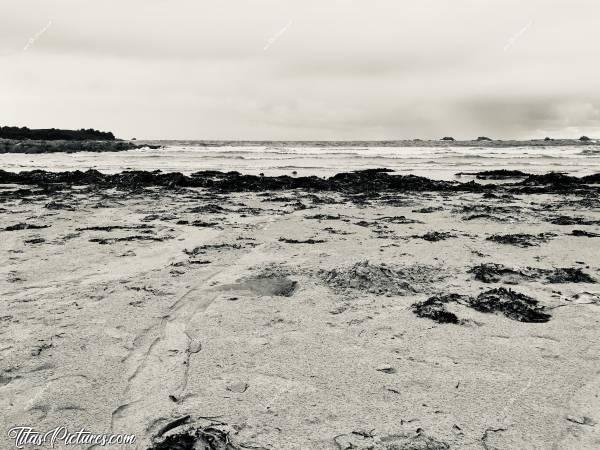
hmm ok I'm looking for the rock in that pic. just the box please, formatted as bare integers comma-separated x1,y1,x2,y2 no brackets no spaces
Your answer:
224,275,298,297
188,339,202,354
376,365,397,374
566,415,596,426
226,382,249,393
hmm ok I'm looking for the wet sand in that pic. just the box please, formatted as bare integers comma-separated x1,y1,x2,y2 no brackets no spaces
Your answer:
1,169,599,449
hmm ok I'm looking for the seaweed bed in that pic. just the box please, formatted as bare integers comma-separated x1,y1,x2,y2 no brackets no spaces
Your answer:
572,229,600,238
319,261,442,296
470,263,596,284
412,288,552,324
413,231,455,242
1,168,599,195
486,233,556,247
148,425,238,450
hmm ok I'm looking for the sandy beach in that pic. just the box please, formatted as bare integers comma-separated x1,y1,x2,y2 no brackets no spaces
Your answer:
5,0,600,447
1,169,599,449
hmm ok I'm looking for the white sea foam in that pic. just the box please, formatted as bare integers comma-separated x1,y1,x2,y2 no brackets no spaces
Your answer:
1,143,599,180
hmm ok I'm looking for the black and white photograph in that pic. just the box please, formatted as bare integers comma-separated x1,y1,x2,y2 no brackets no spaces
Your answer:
1,1,599,449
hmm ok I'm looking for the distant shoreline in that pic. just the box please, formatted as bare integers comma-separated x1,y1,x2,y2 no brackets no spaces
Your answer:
136,138,598,148
0,137,597,154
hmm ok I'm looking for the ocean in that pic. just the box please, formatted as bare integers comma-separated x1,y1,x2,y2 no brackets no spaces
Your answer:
1,141,599,180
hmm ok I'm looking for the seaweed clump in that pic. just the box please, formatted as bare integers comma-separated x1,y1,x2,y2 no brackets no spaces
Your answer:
487,233,554,247
320,261,440,296
469,288,551,323
411,294,466,324
546,268,595,284
411,288,551,324
148,426,239,450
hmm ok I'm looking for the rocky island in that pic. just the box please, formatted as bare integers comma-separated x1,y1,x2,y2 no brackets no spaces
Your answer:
0,126,159,154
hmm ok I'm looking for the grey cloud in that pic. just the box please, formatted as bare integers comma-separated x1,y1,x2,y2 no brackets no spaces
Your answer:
1,0,599,139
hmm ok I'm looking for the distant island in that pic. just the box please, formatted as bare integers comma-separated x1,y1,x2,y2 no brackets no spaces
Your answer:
0,125,162,154
0,126,116,141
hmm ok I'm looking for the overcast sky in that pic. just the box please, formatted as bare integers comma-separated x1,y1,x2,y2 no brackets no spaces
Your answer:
1,0,599,140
